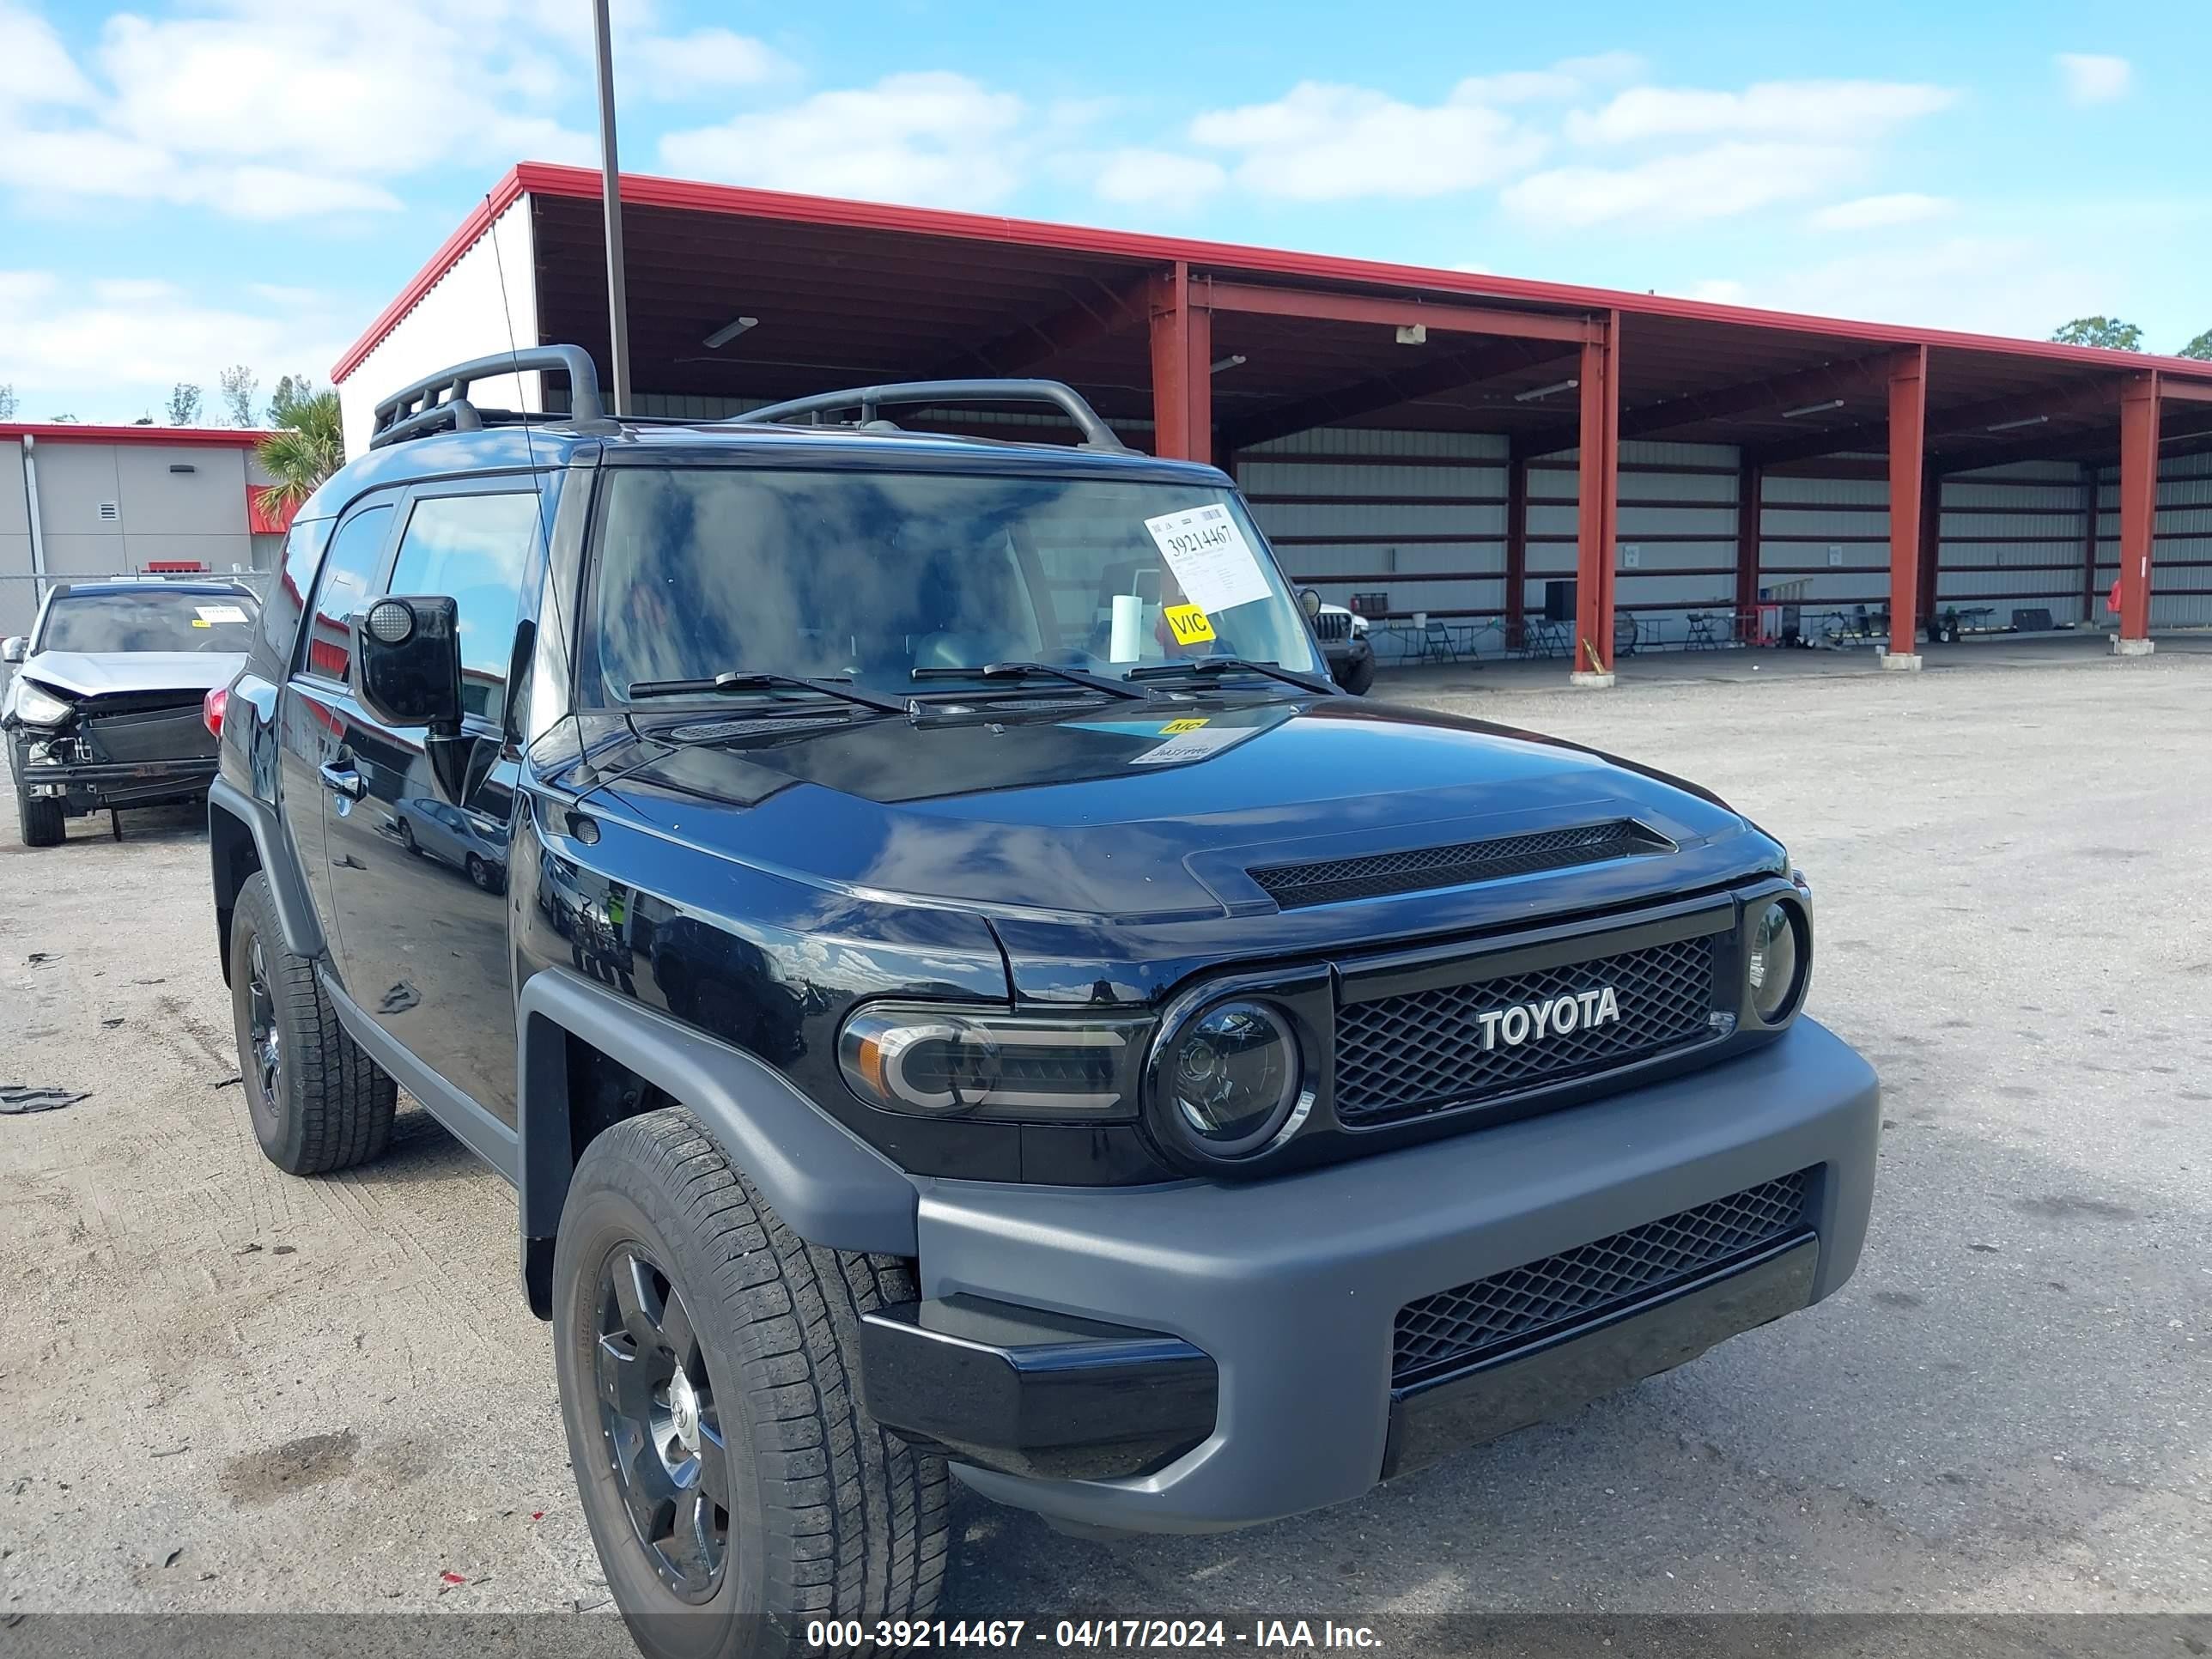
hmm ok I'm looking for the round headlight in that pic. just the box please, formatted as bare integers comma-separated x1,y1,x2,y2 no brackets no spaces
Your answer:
1169,1000,1302,1156
1747,900,1806,1023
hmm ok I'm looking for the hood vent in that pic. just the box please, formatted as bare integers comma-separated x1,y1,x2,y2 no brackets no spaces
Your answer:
1250,818,1671,909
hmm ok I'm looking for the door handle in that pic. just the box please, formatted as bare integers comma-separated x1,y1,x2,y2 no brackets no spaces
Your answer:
319,760,364,800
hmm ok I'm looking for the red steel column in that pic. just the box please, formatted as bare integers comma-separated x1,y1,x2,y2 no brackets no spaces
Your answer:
1735,461,1763,636
2117,374,2161,642
1886,346,1928,659
1504,453,1529,651
1573,314,1619,676
1148,263,1212,462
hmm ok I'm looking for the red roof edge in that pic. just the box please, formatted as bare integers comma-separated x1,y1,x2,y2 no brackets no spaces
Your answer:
2,422,275,447
246,483,300,535
331,159,2212,391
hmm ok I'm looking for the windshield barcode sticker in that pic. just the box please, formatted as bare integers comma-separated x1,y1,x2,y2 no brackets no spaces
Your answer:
196,605,248,624
1143,504,1272,614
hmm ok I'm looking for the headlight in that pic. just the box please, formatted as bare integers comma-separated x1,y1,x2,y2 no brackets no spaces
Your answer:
1349,615,1369,637
1164,1000,1305,1157
13,681,73,726
1747,899,1808,1023
838,1004,1146,1121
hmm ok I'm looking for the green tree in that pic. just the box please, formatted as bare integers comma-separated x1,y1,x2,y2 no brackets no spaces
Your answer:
0,384,15,420
47,412,77,422
265,373,318,425
218,364,258,427
2051,317,2143,350
255,388,343,514
167,382,204,425
2179,329,2212,361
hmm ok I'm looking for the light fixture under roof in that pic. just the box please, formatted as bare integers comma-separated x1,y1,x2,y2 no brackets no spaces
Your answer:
702,315,759,349
1986,413,2049,433
1513,378,1579,402
1210,354,1248,374
1781,398,1845,419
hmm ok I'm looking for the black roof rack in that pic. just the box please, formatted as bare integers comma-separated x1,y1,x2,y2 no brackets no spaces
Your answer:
369,344,608,450
729,380,1130,453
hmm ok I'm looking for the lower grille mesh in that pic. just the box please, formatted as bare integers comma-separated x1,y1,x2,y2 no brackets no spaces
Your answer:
1393,1170,1812,1383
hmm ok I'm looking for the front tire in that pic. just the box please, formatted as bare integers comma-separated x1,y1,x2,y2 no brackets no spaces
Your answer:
228,871,397,1174
554,1109,949,1659
1336,653,1376,695
15,779,64,847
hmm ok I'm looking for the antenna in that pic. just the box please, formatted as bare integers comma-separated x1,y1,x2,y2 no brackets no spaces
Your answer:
486,193,602,795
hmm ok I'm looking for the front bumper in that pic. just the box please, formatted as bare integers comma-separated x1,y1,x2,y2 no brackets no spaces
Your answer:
892,1017,1877,1533
15,753,218,812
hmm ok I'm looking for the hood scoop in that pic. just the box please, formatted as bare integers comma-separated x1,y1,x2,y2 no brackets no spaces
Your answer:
1249,818,1673,910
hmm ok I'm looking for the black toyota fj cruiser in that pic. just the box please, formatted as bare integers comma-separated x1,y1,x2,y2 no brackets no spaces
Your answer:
207,348,1877,1657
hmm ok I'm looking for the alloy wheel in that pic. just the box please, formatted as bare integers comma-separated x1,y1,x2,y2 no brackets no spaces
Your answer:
593,1244,732,1601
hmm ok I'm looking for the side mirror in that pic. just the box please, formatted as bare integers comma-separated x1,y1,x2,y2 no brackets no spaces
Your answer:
1298,587,1323,622
352,595,464,734
1,636,24,665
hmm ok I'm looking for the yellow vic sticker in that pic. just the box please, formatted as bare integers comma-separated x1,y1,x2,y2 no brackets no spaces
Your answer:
1163,603,1216,645
191,618,211,628
1158,718,1210,735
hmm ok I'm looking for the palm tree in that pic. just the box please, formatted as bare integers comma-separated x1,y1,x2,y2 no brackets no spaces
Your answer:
255,389,344,513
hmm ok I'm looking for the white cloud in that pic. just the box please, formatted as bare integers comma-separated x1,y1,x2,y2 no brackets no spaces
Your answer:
1808,191,1952,230
0,266,349,418
0,0,601,222
1453,52,1644,106
659,72,1026,209
2055,53,2130,106
1503,141,1864,228
1188,81,1547,200
1674,237,2107,340
1567,79,1957,144
0,1,93,106
627,27,792,96
1094,148,1226,211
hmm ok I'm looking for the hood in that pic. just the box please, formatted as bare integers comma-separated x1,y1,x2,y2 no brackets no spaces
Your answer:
22,650,246,700
591,695,1782,994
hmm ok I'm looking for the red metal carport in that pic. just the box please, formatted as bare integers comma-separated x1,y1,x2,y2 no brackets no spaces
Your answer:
335,163,2212,678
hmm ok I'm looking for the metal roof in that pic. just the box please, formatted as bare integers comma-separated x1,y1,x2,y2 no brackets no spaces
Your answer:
333,162,2212,468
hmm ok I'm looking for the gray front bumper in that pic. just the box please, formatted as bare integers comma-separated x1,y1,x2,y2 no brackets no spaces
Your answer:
915,1017,1878,1533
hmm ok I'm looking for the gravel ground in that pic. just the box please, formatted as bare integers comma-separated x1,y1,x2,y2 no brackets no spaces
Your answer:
1,643,2207,1652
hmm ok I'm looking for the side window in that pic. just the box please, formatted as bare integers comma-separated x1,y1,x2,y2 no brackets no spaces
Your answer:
300,504,393,683
389,492,539,725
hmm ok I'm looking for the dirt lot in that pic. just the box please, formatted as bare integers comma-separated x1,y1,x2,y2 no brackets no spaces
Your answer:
2,642,2208,1650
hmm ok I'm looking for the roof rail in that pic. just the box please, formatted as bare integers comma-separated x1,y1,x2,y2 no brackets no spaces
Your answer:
369,344,607,450
730,380,1129,453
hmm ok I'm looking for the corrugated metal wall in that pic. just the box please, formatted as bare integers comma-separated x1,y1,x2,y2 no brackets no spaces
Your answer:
1238,428,1508,656
1536,441,1741,652
2094,447,2212,630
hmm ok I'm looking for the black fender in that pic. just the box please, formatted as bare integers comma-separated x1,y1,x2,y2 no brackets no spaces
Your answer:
515,965,920,1313
208,775,325,963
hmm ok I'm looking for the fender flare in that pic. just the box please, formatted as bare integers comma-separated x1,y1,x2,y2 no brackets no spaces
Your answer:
515,966,921,1266
208,775,325,960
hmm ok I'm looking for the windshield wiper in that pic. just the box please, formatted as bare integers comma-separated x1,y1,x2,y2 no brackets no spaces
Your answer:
626,671,907,715
1124,656,1340,696
910,661,1150,702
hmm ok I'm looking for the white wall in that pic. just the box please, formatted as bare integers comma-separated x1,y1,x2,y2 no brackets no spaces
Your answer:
337,196,539,459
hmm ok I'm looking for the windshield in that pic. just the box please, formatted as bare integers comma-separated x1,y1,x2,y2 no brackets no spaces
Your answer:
38,590,259,654
584,468,1322,704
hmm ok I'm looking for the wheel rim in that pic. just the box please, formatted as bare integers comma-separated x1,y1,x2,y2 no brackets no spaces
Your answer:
246,937,283,1114
593,1244,732,1602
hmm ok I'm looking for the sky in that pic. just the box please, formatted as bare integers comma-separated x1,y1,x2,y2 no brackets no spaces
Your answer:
2,0,2207,425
